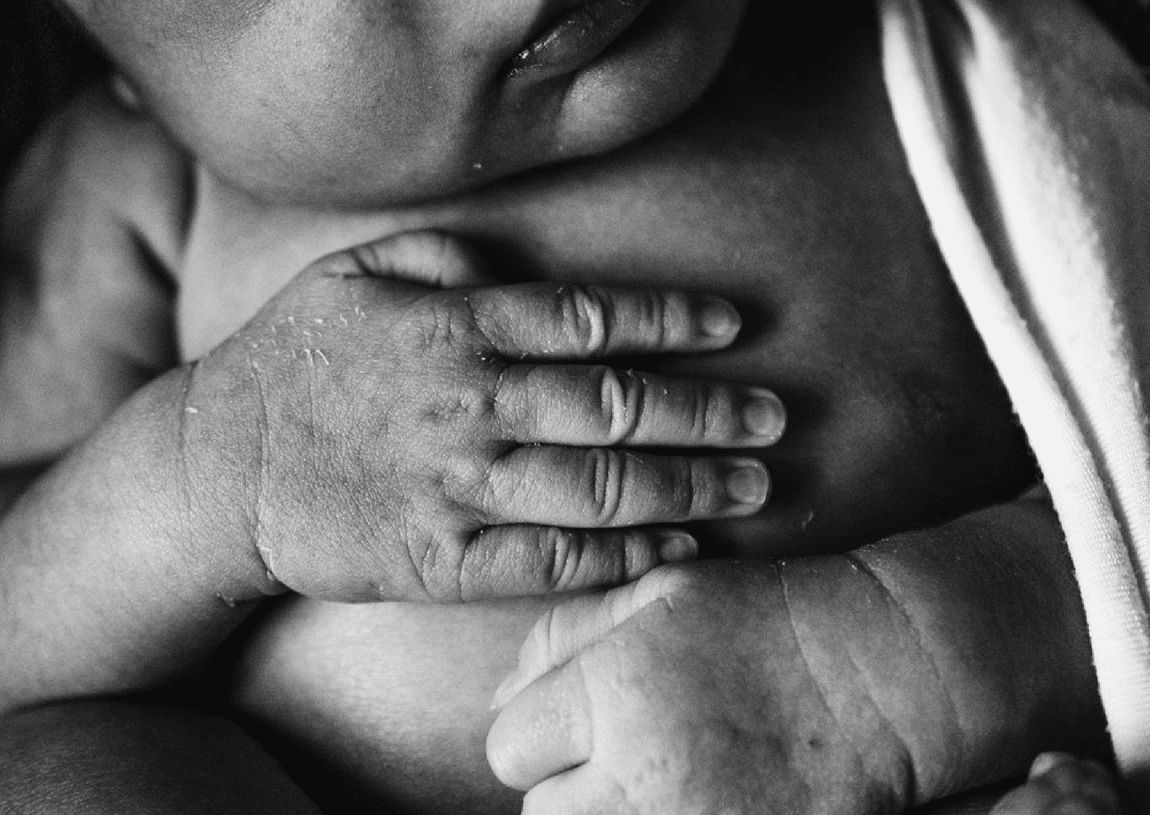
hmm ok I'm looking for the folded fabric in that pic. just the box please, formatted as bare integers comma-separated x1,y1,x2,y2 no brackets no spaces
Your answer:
880,0,1150,800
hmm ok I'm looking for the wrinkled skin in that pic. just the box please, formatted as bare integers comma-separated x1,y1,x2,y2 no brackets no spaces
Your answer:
188,231,783,603
484,498,1102,814
488,563,905,814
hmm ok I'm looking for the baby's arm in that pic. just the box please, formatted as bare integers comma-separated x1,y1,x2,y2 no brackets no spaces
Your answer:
0,80,183,476
488,492,1106,813
0,83,200,704
0,85,788,714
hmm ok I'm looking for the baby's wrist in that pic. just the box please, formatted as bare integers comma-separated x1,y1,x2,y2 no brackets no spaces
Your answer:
846,499,1106,803
774,554,940,810
166,356,286,602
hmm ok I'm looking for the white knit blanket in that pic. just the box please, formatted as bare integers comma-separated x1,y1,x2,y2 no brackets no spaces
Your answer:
880,0,1150,796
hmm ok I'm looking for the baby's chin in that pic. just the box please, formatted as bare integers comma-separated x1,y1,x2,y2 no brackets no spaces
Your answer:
197,94,707,212
194,0,748,210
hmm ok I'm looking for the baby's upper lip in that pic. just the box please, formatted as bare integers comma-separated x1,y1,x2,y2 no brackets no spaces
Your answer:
506,0,653,81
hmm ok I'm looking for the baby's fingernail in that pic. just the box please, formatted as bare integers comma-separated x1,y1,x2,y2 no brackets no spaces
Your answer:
656,532,698,563
699,298,741,338
743,389,786,442
1030,752,1073,780
726,461,770,506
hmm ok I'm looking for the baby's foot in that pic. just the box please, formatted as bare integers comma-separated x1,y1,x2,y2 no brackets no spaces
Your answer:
991,753,1125,815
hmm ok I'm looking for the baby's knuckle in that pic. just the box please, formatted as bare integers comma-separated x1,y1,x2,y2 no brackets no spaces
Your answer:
476,458,520,518
611,288,671,350
451,381,499,425
486,366,521,436
563,285,613,356
596,367,641,444
457,532,507,601
439,453,495,510
638,289,672,346
659,458,698,517
419,536,469,602
411,299,476,352
543,527,584,590
583,448,626,525
679,382,713,443
398,535,437,600
688,385,737,444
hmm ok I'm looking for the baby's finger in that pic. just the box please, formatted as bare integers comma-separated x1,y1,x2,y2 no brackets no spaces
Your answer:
487,659,594,791
454,526,696,602
466,283,741,358
493,571,684,708
483,447,770,527
494,364,785,447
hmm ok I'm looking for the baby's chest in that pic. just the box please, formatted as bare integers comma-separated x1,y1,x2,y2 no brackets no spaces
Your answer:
219,29,1037,801
179,66,1024,558
178,35,939,397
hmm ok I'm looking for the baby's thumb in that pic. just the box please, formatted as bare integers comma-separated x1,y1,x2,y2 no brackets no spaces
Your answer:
334,230,498,288
491,567,685,709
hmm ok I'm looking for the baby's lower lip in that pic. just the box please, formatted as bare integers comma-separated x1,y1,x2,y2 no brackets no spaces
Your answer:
507,0,655,80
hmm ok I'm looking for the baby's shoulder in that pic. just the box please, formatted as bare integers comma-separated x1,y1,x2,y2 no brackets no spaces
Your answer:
3,81,192,273
0,81,192,461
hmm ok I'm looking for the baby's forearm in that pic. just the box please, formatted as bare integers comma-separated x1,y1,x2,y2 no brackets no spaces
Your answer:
791,494,1107,805
0,363,272,715
482,491,1105,813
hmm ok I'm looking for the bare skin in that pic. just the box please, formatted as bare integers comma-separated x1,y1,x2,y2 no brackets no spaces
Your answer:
0,3,1121,814
0,85,774,710
200,12,1095,813
0,702,321,815
990,755,1126,815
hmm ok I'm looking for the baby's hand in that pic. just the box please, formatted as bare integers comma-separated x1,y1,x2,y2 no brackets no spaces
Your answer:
991,754,1126,815
189,233,784,603
486,562,898,815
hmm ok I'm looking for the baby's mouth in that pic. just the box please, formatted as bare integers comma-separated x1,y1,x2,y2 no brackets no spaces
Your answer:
506,0,655,80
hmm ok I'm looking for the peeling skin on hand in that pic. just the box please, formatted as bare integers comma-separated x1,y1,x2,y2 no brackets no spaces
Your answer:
297,347,331,366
